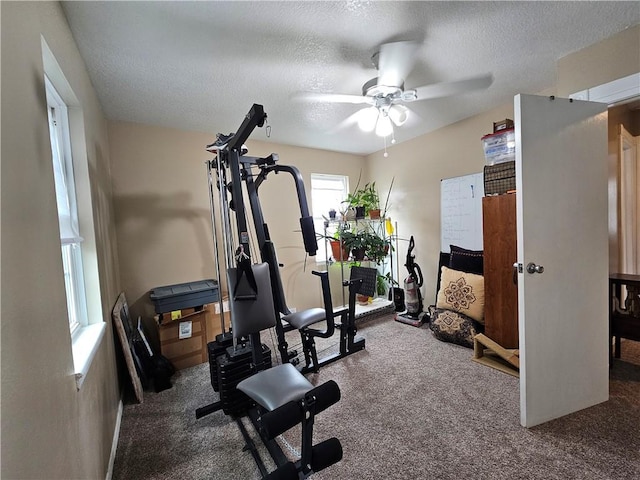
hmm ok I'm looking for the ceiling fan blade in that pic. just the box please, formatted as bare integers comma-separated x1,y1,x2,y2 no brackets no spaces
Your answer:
326,110,363,134
291,92,373,105
410,74,494,101
376,41,420,88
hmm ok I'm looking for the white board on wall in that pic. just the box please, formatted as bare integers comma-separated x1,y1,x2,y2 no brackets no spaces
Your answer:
441,172,484,252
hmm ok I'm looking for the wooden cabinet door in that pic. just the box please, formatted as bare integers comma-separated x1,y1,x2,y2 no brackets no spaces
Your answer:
482,193,518,348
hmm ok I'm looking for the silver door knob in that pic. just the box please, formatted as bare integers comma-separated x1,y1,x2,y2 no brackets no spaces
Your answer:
526,262,544,274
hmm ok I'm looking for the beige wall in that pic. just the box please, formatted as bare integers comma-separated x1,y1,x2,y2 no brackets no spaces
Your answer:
1,2,121,479
368,25,640,304
557,25,640,97
108,121,365,325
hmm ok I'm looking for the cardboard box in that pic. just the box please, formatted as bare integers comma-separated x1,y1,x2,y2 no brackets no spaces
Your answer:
155,298,230,369
493,118,514,133
206,310,226,343
157,307,208,370
206,298,229,343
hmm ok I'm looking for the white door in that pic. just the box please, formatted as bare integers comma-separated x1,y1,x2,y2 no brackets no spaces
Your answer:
515,94,609,427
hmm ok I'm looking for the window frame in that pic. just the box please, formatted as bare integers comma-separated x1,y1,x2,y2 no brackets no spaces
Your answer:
42,37,106,391
46,75,89,337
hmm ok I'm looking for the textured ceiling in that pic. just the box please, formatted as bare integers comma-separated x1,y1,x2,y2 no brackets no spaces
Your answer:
61,1,639,155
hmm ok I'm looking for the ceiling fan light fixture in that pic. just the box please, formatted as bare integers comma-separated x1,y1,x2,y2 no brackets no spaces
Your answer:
375,113,393,137
388,104,409,126
357,106,379,132
363,77,403,98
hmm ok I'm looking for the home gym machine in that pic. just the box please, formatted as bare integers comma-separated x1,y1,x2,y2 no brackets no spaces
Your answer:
200,103,369,376
195,104,371,479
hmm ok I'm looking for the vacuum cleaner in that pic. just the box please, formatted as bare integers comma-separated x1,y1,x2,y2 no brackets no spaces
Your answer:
394,236,426,327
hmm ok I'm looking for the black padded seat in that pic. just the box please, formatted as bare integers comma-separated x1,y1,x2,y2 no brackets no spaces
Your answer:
237,363,313,411
283,307,326,330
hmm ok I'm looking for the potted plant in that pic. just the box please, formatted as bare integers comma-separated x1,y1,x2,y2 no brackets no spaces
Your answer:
329,237,349,261
361,182,381,219
365,232,391,264
343,180,392,220
341,230,369,261
343,190,365,219
344,182,379,219
318,223,350,262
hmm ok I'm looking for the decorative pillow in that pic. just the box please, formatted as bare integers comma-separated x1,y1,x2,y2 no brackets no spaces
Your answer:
436,266,485,324
449,244,483,275
430,308,482,348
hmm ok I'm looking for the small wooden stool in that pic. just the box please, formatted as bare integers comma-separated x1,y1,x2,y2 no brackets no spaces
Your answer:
472,333,520,377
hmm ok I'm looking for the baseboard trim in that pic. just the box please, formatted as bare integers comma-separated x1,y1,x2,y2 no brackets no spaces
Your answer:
106,399,124,480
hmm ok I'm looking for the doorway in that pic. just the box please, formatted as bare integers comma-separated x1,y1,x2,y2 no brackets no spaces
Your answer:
618,123,639,274
609,101,640,274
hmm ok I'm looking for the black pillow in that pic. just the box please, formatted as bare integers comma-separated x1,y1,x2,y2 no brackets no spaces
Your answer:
449,245,483,275
435,252,451,300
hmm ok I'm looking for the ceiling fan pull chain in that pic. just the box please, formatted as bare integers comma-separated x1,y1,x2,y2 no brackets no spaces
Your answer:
265,118,271,138
383,135,389,158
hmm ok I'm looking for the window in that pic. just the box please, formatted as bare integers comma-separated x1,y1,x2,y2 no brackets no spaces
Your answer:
42,38,105,390
310,174,349,262
46,76,88,335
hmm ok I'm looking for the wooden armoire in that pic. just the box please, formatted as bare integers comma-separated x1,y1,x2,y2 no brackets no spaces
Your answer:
482,193,519,348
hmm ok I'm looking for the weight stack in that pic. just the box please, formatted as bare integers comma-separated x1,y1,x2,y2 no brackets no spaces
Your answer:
217,343,272,417
207,333,234,392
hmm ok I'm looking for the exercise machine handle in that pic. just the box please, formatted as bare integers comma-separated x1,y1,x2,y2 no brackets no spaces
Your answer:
300,215,317,256
259,164,317,256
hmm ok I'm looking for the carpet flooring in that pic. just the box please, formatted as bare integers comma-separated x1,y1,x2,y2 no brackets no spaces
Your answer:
112,315,640,480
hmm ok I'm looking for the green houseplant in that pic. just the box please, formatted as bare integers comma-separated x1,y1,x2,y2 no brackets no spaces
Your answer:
341,229,391,263
376,272,398,296
341,230,368,260
360,182,380,218
344,182,380,219
365,232,391,264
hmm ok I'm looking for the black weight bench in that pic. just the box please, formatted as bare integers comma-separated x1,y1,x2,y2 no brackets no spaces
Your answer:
238,363,342,479
283,266,376,374
224,263,343,479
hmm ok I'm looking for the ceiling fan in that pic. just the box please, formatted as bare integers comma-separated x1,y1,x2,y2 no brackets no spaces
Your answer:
294,40,493,138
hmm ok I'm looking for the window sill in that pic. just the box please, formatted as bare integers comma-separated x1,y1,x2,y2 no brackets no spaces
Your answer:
72,322,106,390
